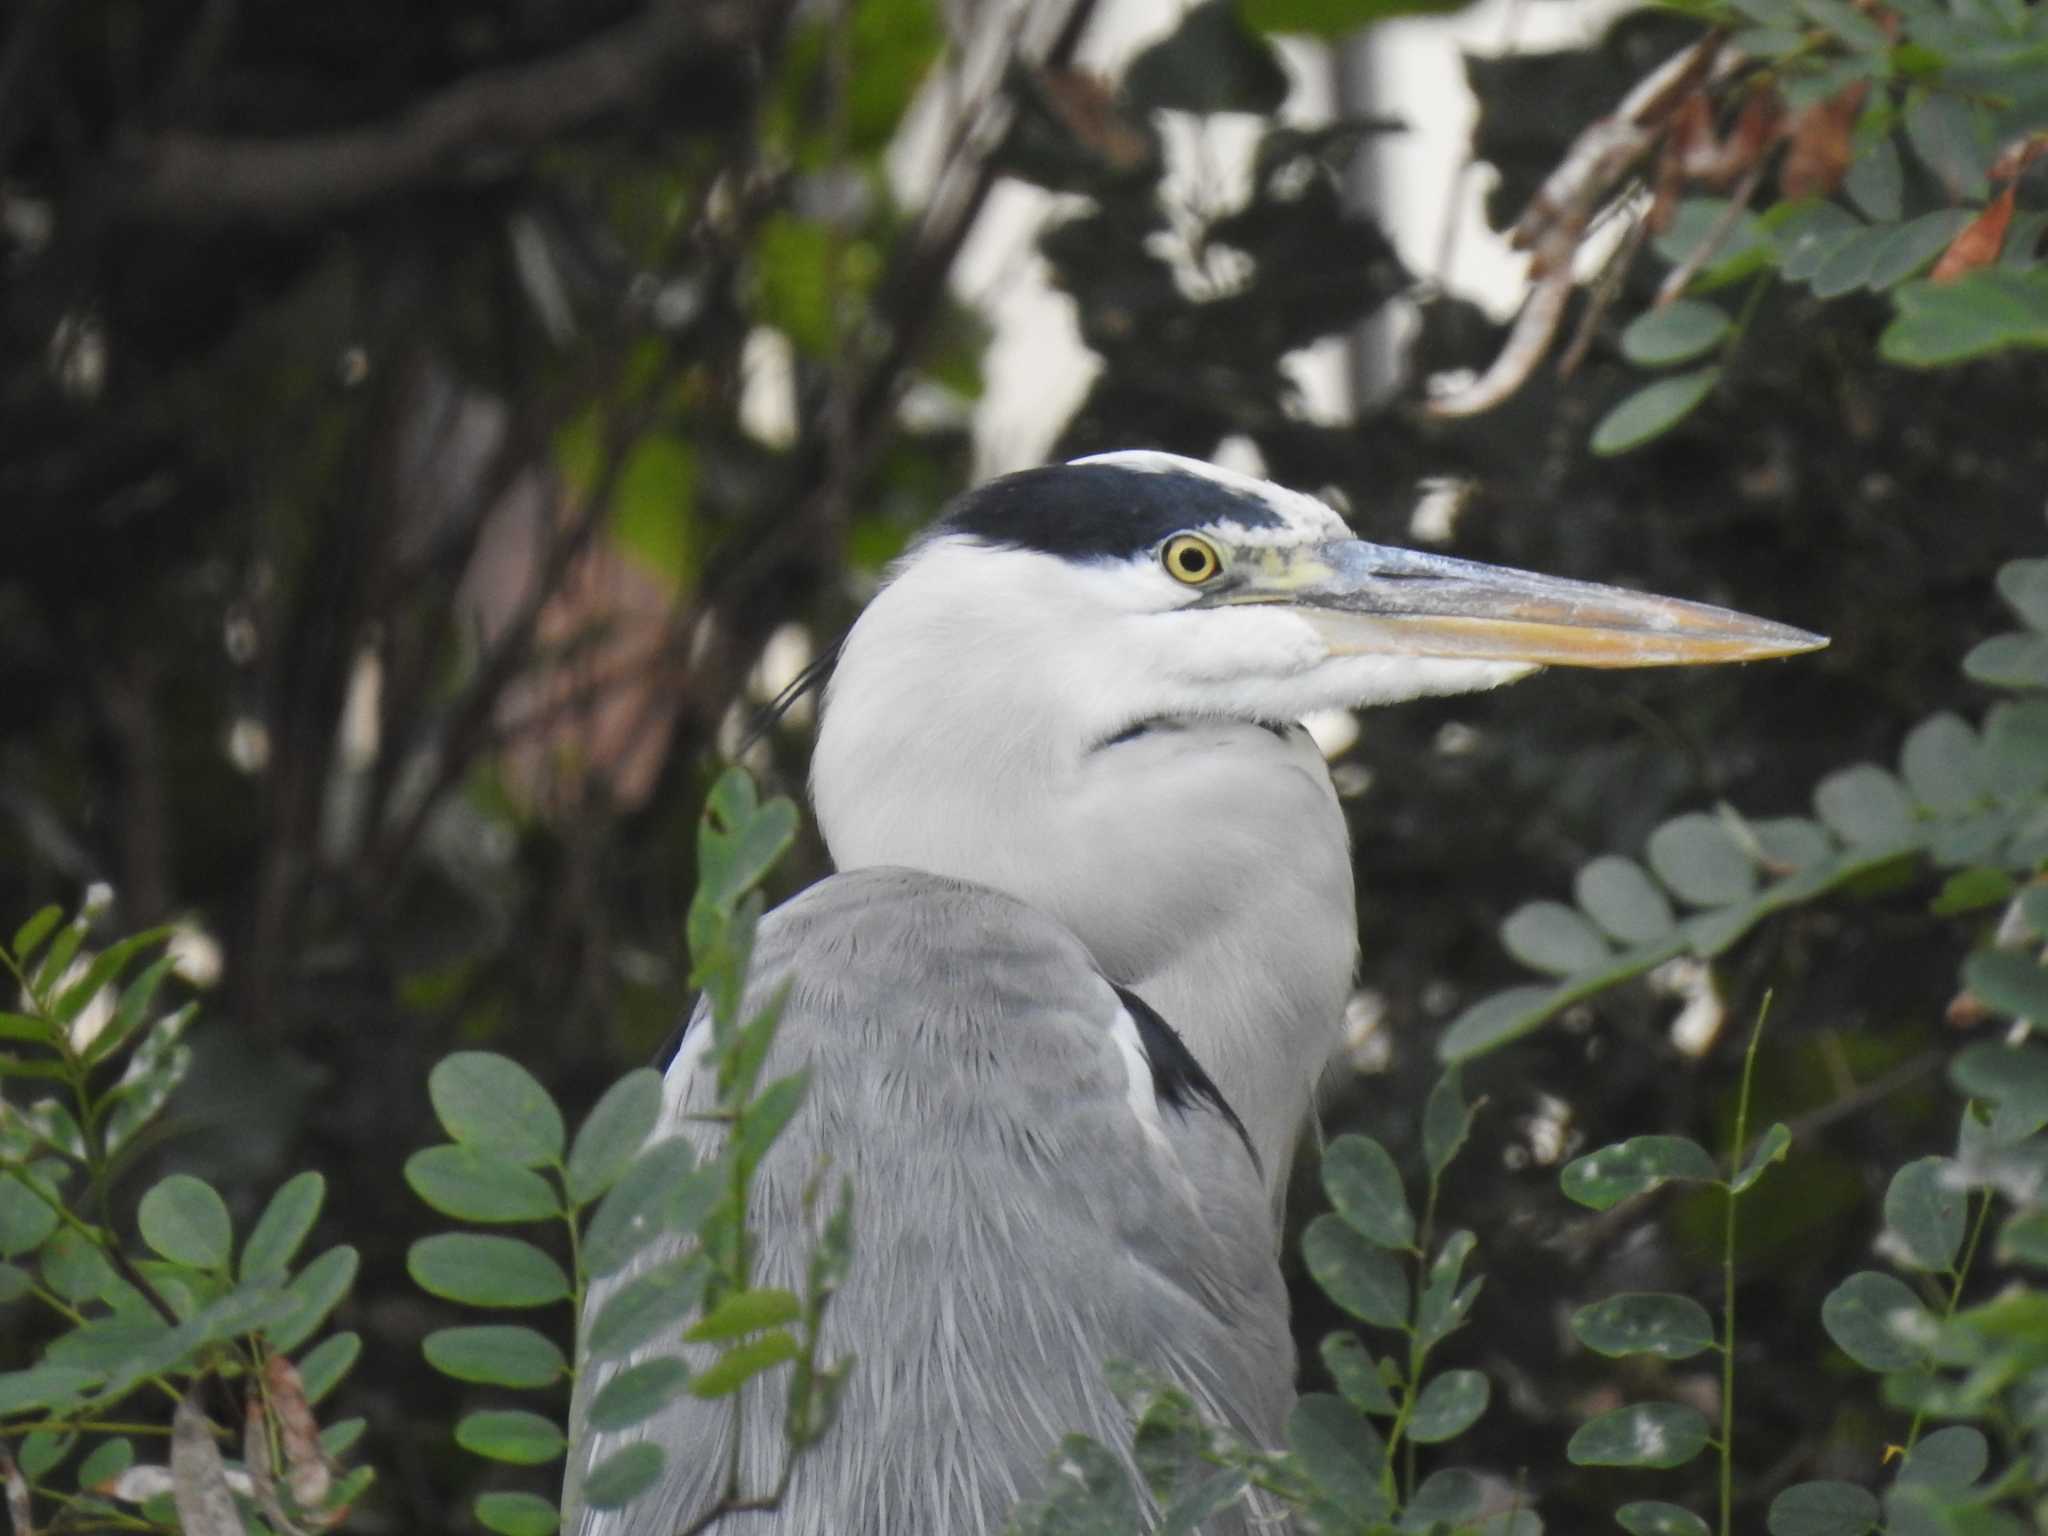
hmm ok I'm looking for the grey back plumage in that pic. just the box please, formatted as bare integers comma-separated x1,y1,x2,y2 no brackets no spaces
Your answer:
567,868,1292,1536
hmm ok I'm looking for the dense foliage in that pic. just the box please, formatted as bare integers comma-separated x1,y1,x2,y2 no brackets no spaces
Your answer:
1,0,2045,1530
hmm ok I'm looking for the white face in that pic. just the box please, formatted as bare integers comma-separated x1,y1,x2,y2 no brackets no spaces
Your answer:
813,450,1820,847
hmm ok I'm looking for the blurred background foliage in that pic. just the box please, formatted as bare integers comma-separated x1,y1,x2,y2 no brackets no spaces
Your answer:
0,0,2044,1527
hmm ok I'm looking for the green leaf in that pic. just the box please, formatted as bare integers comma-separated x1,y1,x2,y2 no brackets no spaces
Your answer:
1844,134,1902,221
686,1285,802,1342
267,1244,359,1352
1408,1369,1488,1442
1619,1501,1713,1536
1571,1293,1717,1360
1590,368,1721,456
30,918,87,999
1821,1270,1935,1371
1500,901,1612,977
0,1011,57,1048
1301,1214,1408,1327
583,1139,707,1279
1438,983,1562,1062
240,1171,325,1282
1620,300,1731,367
1964,949,2048,1022
0,1261,31,1303
1982,700,2048,797
408,1233,568,1308
1950,1042,2048,1140
609,433,697,592
1930,867,2013,915
587,1357,692,1431
1240,0,1471,36
77,1436,135,1491
689,1329,800,1398
0,1165,63,1256
137,1174,232,1270
1809,225,1893,300
1813,765,1917,846
1422,1067,1474,1180
297,1330,361,1404
474,1491,561,1536
423,1325,566,1388
0,1363,100,1416
1732,1122,1792,1193
696,770,800,914
587,1253,710,1361
1567,1402,1711,1468
1964,632,2048,689
1767,1481,1880,1536
1561,1136,1718,1210
428,1052,564,1167
1125,0,1291,114
1320,1136,1413,1249
1286,1394,1387,1518
12,906,62,962
1775,201,1864,283
1654,197,1772,286
1895,1424,1987,1488
1754,817,1834,873
1406,1470,1484,1531
1900,713,1983,813
1883,1157,1966,1272
1881,269,2048,367
1996,1210,2048,1266
39,1226,118,1303
405,1145,561,1224
1647,814,1756,906
53,929,171,1028
1319,1332,1398,1415
1575,856,1677,943
1414,1230,1480,1349
1998,559,2048,630
1905,93,1992,201
1866,211,1976,291
456,1409,566,1466
567,1070,664,1206
736,1072,809,1173
583,1441,665,1510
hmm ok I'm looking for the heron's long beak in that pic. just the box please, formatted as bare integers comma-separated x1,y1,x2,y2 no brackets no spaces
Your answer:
1216,540,1827,668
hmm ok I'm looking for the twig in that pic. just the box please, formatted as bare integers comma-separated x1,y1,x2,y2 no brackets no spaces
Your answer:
110,0,787,223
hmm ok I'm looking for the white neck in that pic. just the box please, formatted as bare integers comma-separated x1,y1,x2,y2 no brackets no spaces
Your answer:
811,541,1359,1188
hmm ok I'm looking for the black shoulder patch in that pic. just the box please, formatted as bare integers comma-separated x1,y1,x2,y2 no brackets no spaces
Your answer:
1112,983,1261,1178
653,1014,696,1074
937,463,1286,561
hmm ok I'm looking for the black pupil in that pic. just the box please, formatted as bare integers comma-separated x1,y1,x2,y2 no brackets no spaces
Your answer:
1177,546,1207,574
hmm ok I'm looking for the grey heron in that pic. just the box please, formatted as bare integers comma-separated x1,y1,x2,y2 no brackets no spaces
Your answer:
567,451,1823,1535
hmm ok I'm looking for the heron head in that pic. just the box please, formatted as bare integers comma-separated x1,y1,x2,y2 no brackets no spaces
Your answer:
834,449,1824,731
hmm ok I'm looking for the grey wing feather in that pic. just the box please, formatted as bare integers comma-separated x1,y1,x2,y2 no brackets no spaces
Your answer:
566,867,1293,1536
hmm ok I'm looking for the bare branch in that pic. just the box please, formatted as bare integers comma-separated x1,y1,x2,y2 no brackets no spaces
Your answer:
110,0,788,224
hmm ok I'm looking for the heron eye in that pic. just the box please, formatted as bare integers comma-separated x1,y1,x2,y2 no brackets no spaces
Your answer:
1162,534,1222,585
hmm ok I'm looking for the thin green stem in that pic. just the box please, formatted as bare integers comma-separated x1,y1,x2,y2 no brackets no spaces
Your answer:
1904,1186,1993,1453
1721,992,1773,1536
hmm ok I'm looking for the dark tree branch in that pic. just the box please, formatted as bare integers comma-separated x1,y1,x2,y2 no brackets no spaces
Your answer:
107,0,788,224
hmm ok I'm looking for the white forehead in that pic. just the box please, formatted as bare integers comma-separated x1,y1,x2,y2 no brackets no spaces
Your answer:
1071,450,1354,547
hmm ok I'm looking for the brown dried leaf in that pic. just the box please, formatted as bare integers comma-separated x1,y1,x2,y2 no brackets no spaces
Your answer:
2,1450,32,1536
267,1353,334,1510
1779,83,1868,199
247,1393,309,1536
1932,183,2017,281
171,1390,241,1536
1037,69,1152,170
1988,129,2048,181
